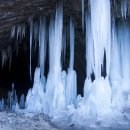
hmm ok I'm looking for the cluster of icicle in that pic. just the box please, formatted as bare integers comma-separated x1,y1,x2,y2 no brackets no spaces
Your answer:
9,0,130,119
25,4,77,117
0,83,25,111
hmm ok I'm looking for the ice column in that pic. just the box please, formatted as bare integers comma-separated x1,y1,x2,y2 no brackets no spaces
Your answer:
45,4,66,116
90,0,111,78
83,0,112,116
66,18,77,107
29,17,33,80
25,18,46,112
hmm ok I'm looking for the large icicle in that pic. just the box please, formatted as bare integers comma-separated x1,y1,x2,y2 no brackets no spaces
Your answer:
84,14,94,97
39,17,46,91
121,0,128,19
90,0,111,78
45,4,66,116
66,18,77,107
82,0,112,117
29,17,33,80
25,18,46,112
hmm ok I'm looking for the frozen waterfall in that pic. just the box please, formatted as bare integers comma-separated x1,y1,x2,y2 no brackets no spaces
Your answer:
5,0,130,125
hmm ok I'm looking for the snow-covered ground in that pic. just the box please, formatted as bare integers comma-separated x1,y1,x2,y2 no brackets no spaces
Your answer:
0,111,58,130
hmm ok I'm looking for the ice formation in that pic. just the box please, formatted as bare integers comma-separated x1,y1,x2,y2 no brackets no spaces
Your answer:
19,94,25,109
66,18,77,107
29,17,33,80
121,0,128,19
82,0,84,32
4,0,130,127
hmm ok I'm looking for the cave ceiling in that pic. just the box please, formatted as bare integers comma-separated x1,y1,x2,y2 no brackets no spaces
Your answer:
0,0,126,49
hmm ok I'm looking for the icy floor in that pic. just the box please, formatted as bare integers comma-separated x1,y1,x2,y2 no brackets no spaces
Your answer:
0,111,58,130
0,110,130,130
52,108,130,130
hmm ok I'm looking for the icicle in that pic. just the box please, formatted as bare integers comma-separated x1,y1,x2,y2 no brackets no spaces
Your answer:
1,50,8,69
34,22,39,52
29,17,33,80
17,25,22,40
11,25,16,38
62,27,67,65
45,3,66,116
82,0,85,32
7,46,12,70
66,17,77,107
83,14,94,97
69,17,75,70
110,21,121,81
86,14,94,79
89,0,111,78
19,94,25,109
21,24,26,39
39,17,46,91
121,0,127,19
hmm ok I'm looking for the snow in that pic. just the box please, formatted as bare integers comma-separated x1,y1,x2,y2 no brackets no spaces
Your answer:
0,111,58,130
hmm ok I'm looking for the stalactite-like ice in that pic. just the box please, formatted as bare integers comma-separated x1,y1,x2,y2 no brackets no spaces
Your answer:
29,17,33,80
82,0,112,116
110,21,130,110
83,14,93,98
82,0,85,32
11,26,16,38
121,0,128,19
26,18,46,112
62,27,67,64
45,4,66,116
90,0,111,78
66,18,77,107
39,17,46,91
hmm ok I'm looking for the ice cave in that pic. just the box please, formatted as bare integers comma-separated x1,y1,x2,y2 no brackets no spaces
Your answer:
0,0,130,129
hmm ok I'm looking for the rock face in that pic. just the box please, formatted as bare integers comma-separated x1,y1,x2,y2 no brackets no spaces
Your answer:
0,0,83,48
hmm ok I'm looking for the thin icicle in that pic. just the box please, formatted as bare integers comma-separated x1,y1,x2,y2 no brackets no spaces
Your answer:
7,46,12,71
82,0,85,32
29,17,33,80
11,26,16,38
21,24,26,39
121,0,127,19
39,17,46,91
69,17,75,70
86,14,94,79
34,22,39,52
62,27,67,65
